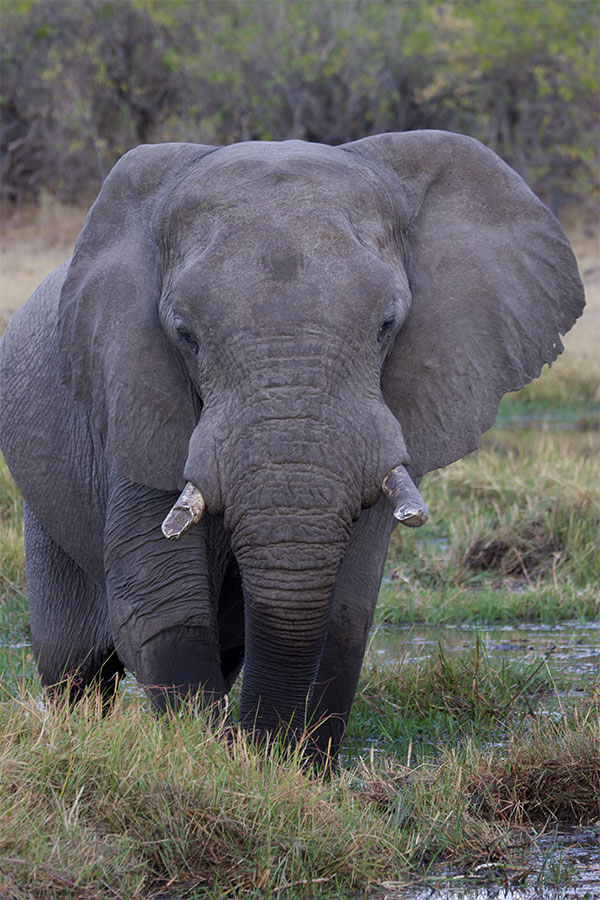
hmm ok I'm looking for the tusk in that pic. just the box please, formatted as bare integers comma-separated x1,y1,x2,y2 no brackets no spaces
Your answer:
382,465,428,528
161,482,206,540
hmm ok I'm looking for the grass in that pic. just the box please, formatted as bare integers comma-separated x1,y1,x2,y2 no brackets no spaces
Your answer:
0,691,398,899
0,674,598,899
0,212,598,897
354,707,600,874
380,420,599,627
345,637,583,763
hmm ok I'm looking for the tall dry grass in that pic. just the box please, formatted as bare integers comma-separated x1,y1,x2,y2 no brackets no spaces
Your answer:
0,196,86,326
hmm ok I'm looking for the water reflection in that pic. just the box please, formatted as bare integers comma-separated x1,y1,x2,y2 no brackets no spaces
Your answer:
368,621,600,677
364,624,600,900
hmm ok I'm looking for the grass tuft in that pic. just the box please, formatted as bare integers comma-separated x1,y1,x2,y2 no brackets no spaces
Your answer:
353,701,600,874
0,692,400,899
346,638,582,763
466,712,600,826
383,426,599,624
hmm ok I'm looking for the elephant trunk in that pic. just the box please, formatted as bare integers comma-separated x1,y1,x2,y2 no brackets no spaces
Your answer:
170,345,418,741
215,400,361,742
231,493,352,741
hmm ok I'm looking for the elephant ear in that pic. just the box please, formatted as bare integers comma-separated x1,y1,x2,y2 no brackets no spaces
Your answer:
343,131,585,478
59,142,219,490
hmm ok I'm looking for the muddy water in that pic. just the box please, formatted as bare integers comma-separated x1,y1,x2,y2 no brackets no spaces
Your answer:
376,825,600,900
367,621,600,676
366,623,600,900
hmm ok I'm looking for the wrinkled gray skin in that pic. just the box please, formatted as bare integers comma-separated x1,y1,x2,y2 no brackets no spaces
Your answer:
0,132,584,760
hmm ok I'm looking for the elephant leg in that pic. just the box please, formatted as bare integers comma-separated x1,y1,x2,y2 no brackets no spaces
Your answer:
104,476,226,713
23,502,123,706
217,554,245,692
309,496,396,758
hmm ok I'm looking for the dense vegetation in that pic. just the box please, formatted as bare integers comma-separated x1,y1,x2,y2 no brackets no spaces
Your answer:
2,0,598,214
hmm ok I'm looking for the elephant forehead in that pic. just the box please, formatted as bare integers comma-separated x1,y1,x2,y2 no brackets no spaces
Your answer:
159,144,403,246
173,222,394,311
194,140,388,197
259,241,305,282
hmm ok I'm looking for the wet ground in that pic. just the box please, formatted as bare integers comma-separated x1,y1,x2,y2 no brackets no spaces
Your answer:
367,622,600,900
368,620,600,677
376,823,600,899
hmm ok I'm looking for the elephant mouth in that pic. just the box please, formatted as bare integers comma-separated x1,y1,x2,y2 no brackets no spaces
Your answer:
161,463,428,539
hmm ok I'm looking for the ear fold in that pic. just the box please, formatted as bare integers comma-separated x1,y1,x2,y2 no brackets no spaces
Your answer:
343,131,585,478
59,142,219,490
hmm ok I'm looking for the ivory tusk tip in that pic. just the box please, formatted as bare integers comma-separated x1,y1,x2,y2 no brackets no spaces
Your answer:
161,509,196,540
382,464,429,528
161,482,206,540
393,505,428,527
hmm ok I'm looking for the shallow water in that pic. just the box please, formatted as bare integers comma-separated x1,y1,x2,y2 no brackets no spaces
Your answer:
368,620,600,677
382,826,600,899
365,623,600,900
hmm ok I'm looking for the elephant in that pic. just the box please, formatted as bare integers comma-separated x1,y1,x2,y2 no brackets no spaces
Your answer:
0,131,584,760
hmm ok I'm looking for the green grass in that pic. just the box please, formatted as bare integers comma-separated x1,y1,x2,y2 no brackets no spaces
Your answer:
0,359,598,897
345,637,584,763
382,424,599,626
0,692,401,899
0,678,597,899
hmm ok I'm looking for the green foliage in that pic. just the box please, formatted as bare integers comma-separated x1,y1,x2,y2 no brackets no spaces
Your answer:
1,0,597,210
447,0,600,211
383,415,600,626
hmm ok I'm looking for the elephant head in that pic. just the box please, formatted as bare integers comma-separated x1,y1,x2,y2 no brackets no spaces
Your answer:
57,133,583,745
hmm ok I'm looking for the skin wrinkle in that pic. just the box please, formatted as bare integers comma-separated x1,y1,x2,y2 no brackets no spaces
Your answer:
191,327,395,482
104,479,220,659
195,381,381,488
222,454,363,528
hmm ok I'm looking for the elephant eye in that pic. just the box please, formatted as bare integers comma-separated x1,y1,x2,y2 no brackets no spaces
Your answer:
378,316,396,343
176,327,199,355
